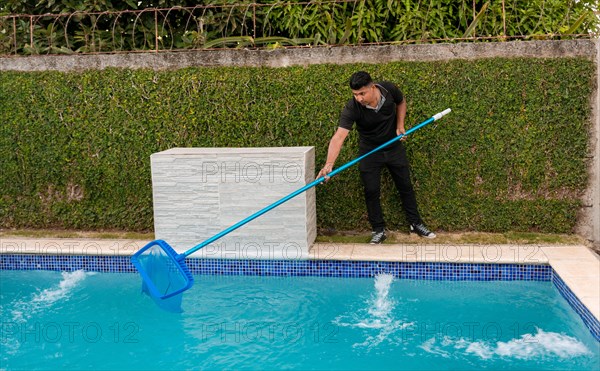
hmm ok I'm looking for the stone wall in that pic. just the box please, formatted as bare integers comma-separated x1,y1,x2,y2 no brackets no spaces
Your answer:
150,147,316,259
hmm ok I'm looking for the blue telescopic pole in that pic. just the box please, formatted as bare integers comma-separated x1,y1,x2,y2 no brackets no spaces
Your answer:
179,108,451,259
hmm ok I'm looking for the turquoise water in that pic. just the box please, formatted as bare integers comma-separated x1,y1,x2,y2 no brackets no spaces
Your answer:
1,270,598,370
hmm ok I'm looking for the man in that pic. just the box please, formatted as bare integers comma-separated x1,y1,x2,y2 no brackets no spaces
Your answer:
317,71,436,244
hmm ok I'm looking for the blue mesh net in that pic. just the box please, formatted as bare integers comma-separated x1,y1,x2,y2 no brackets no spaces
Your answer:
131,240,194,313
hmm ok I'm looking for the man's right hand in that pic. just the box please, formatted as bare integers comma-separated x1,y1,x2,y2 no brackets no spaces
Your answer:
318,163,334,182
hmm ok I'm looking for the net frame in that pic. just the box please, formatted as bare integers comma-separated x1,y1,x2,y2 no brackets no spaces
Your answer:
130,240,194,300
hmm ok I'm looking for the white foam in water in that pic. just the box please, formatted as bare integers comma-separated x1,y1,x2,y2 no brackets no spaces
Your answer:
464,340,495,359
11,270,88,322
333,273,414,349
421,328,591,360
32,270,87,305
419,337,451,358
493,328,591,359
369,273,394,319
3,270,89,357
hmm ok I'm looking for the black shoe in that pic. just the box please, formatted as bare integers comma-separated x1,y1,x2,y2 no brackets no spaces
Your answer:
370,231,387,244
410,223,436,239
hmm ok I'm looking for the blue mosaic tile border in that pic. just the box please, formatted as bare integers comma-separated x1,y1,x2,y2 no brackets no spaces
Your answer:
0,254,552,281
0,254,134,273
552,269,600,342
186,259,553,280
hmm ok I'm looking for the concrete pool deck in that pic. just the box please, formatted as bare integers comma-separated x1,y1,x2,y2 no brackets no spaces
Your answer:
1,237,598,323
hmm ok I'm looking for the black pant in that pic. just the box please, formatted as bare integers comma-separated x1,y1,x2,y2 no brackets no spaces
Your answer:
358,145,422,232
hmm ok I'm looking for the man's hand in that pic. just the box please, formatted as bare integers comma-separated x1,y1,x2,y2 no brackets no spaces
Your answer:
318,163,334,183
397,127,407,141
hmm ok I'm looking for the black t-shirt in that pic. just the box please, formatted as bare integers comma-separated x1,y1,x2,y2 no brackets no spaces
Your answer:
339,81,404,150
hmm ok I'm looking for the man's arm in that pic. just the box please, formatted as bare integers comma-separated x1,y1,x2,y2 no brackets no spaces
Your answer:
396,98,407,136
318,127,350,180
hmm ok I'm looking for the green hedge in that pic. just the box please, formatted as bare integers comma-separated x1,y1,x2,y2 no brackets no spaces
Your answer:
0,58,594,233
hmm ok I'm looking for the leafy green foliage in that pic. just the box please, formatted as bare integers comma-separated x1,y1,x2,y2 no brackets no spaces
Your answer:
0,58,594,233
1,0,598,55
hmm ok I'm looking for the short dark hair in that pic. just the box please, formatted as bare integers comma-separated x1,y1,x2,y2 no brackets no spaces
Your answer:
349,71,373,90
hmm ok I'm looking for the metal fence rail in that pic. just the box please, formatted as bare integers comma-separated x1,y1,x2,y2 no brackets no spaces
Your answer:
1,0,598,56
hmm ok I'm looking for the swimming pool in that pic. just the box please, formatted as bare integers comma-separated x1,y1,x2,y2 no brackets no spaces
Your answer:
1,258,599,370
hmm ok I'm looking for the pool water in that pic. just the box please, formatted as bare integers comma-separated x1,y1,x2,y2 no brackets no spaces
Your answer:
1,270,598,370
